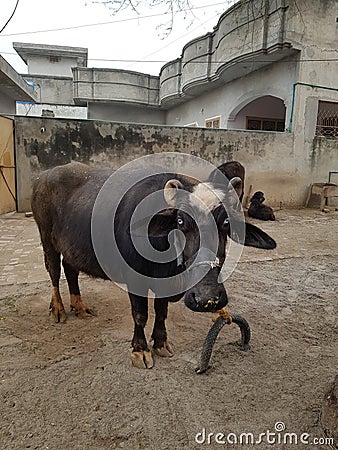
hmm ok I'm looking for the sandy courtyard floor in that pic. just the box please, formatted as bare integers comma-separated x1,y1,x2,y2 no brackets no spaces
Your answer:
0,209,337,449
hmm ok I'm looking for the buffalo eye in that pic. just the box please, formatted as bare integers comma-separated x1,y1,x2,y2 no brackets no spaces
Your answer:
222,218,230,231
177,217,184,227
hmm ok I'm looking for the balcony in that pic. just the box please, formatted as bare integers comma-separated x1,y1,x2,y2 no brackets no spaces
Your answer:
159,0,299,106
73,67,160,108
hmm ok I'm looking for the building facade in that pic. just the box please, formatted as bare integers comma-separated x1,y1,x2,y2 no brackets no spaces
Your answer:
14,42,87,119
12,1,338,137
4,0,338,210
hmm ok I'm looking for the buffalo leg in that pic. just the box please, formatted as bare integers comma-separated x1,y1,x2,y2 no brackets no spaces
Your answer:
129,293,153,369
62,260,95,318
43,246,66,323
152,299,174,357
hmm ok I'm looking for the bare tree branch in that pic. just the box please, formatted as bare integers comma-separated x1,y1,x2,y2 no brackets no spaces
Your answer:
92,0,197,38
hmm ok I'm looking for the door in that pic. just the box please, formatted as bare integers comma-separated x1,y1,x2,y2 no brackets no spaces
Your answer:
0,116,16,214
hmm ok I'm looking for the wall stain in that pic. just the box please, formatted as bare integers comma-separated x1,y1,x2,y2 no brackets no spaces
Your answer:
15,116,302,210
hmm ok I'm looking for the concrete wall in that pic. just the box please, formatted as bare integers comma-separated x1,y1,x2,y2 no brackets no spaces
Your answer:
283,0,338,192
21,75,74,105
285,1,338,61
0,91,16,115
16,103,87,119
290,87,338,192
88,102,165,124
14,116,338,213
311,137,338,182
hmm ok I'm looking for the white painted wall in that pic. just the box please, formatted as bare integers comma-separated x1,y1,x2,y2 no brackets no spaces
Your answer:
27,55,79,77
16,103,87,119
165,58,298,129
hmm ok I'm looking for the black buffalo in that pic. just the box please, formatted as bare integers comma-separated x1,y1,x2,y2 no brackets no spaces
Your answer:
248,191,276,221
31,161,276,369
208,161,245,203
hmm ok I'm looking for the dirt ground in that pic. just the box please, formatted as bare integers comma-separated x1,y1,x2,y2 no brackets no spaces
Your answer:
0,208,337,450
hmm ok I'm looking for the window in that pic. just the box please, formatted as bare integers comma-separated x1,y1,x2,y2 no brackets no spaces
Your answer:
316,101,338,138
247,116,285,132
205,117,220,128
49,56,61,63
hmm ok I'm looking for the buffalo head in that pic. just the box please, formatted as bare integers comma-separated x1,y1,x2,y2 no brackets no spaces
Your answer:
141,176,276,313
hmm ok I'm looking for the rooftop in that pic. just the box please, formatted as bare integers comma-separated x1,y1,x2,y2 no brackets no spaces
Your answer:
0,55,37,102
13,42,88,67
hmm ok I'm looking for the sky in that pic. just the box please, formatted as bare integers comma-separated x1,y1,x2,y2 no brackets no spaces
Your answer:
0,0,237,76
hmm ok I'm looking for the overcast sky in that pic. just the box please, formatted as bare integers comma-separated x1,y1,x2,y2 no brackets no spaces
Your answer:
0,0,236,76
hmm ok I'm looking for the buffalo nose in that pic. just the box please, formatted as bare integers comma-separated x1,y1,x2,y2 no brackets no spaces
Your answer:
184,287,228,313
206,297,220,309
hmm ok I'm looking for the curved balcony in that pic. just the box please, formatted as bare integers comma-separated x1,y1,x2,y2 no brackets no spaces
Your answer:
73,67,160,107
160,0,298,105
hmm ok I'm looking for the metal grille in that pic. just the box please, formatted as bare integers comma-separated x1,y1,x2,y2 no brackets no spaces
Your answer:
316,101,338,138
247,117,285,132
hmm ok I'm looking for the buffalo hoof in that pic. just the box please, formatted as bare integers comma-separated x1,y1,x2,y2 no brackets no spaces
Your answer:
130,350,154,369
70,295,96,318
49,306,67,324
154,340,174,357
50,287,67,323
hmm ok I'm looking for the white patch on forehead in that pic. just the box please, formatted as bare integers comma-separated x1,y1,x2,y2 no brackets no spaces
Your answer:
191,182,225,211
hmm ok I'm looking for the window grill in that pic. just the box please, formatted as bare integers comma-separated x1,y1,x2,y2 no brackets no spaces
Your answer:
246,117,285,132
316,101,338,138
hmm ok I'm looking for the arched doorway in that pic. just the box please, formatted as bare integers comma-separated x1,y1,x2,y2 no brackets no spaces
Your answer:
228,95,286,131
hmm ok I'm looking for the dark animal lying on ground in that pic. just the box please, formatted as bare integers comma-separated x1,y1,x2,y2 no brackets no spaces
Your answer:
248,191,276,221
31,161,276,369
208,161,245,203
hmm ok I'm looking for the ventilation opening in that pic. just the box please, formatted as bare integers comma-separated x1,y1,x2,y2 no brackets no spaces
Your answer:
49,56,61,63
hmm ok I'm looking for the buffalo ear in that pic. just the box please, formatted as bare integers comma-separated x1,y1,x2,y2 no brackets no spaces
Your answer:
164,179,183,207
243,222,276,249
228,176,243,199
227,220,276,249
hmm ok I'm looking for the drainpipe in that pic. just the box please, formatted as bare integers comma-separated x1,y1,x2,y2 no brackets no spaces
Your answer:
287,82,338,133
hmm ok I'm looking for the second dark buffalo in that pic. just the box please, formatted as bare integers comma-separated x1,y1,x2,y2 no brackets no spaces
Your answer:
248,191,276,221
208,161,245,203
